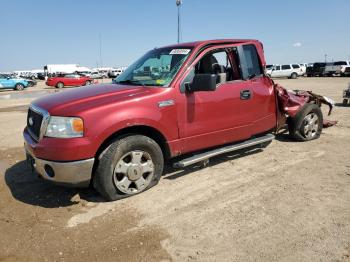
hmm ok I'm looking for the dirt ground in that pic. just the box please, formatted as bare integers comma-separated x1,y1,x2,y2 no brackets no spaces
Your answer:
0,78,349,262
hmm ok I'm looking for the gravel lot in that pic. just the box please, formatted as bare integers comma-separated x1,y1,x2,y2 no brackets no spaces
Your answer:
0,78,349,262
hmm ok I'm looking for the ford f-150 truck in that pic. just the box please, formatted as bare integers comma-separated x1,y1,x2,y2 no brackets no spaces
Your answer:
24,39,334,201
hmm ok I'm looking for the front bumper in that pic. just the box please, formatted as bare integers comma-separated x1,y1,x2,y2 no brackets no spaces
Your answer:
25,142,94,187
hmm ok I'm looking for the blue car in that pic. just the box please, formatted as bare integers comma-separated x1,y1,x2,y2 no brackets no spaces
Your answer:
0,74,28,91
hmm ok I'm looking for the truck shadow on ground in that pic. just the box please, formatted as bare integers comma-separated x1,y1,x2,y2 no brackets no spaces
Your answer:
5,144,277,208
5,160,100,208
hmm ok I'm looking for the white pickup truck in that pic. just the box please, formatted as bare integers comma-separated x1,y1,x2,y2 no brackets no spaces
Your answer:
324,61,350,76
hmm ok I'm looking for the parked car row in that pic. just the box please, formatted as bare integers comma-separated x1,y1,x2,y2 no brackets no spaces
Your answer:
306,61,350,77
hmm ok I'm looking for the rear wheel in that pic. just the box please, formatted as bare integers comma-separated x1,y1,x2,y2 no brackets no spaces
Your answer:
93,135,164,201
288,103,323,141
14,83,24,91
291,72,298,79
56,82,64,88
343,99,348,106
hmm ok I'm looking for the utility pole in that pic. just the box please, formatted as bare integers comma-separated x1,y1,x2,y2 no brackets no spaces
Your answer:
99,33,103,68
176,0,182,43
324,54,327,63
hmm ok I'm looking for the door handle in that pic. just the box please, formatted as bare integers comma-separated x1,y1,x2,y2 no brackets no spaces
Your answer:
240,89,252,100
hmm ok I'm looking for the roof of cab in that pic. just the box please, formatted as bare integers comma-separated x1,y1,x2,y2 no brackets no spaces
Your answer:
161,39,261,49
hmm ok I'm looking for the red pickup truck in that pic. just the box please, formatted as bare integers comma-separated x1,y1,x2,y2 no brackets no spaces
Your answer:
24,39,333,201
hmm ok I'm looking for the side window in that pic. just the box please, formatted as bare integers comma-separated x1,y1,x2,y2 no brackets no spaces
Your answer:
292,64,300,69
275,65,281,71
282,65,291,70
241,45,263,78
195,50,234,84
180,48,241,92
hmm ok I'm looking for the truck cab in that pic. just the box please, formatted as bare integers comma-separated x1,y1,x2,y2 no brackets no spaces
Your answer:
24,39,328,201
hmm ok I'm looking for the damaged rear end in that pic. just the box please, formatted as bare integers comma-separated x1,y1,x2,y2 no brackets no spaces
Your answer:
274,83,336,141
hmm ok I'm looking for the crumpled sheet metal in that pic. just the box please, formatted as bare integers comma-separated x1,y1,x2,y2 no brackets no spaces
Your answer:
274,83,337,128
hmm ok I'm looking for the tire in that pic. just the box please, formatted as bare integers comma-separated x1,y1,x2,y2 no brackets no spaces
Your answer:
288,103,323,142
343,99,348,106
93,135,164,201
56,82,64,88
291,72,298,79
14,83,24,91
307,74,311,77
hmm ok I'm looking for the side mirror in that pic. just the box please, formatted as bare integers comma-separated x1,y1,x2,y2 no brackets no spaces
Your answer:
186,74,217,92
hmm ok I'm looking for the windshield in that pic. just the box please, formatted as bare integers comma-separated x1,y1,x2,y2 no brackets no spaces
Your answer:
115,47,192,87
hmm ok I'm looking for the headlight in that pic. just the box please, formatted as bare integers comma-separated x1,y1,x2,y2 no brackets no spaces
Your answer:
45,116,84,138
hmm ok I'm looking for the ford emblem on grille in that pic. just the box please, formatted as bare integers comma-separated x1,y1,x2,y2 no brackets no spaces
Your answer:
28,117,34,126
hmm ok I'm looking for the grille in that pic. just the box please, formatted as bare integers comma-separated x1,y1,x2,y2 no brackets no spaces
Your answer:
27,108,43,140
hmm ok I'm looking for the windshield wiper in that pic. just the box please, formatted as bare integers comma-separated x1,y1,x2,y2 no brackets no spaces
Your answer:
115,80,144,86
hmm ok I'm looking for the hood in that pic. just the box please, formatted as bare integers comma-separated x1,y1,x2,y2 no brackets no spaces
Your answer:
33,84,163,115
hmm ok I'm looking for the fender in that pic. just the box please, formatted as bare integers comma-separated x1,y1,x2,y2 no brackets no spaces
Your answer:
83,103,179,156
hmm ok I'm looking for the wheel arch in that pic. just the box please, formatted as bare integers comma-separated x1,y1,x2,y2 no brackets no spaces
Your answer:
94,125,171,164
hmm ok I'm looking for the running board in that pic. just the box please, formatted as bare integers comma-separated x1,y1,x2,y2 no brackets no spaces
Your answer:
173,134,275,168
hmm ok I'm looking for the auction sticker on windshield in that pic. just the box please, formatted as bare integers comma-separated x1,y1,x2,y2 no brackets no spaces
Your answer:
169,49,191,55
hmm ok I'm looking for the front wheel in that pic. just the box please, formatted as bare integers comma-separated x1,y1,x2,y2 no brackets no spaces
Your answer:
288,103,323,141
343,99,348,106
14,83,24,91
93,135,164,201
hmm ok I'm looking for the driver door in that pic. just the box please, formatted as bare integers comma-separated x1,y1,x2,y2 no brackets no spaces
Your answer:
177,46,254,153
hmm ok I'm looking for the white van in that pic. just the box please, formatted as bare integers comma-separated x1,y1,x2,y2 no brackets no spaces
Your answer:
268,64,303,79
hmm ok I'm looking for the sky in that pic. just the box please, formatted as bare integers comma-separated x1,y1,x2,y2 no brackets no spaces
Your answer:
1,0,350,71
